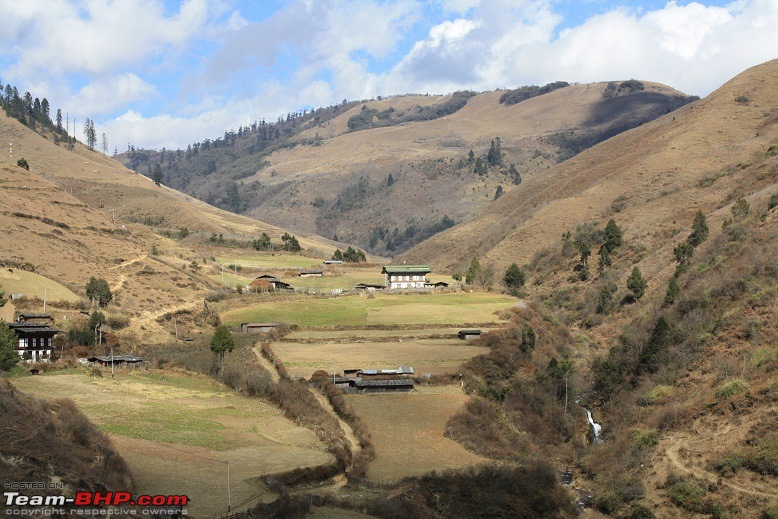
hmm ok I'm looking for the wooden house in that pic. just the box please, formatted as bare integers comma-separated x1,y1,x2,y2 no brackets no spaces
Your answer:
458,329,482,340
7,316,61,362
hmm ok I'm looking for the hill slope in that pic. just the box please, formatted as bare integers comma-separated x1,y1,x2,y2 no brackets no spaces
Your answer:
118,81,694,254
406,59,778,277
0,111,343,343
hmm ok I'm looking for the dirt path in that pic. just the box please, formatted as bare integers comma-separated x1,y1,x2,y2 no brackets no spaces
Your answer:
252,344,281,384
108,254,147,292
309,389,362,458
661,431,778,499
250,344,361,459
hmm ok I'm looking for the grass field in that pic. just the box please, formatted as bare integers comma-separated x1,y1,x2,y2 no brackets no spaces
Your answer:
273,339,488,378
217,253,322,269
0,269,80,302
344,386,487,482
221,292,515,328
12,370,333,517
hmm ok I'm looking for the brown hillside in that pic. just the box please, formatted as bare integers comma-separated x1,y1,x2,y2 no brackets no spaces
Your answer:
406,59,778,277
0,112,345,343
241,81,690,248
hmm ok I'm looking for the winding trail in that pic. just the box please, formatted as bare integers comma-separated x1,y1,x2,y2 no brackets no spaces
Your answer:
661,429,778,499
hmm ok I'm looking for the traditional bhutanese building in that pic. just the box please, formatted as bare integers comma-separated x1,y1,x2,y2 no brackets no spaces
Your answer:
7,315,61,363
381,265,431,289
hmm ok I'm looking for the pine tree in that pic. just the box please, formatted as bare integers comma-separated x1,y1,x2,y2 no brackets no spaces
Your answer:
520,324,536,353
387,173,394,186
638,317,671,374
598,245,611,271
465,256,481,285
687,210,709,247
503,263,526,293
152,164,164,186
664,277,680,306
210,325,235,361
487,137,503,166
0,320,20,371
493,185,504,200
626,267,647,300
509,163,521,185
603,219,622,251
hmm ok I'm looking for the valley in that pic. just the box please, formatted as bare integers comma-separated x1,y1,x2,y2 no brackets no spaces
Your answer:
1,59,777,519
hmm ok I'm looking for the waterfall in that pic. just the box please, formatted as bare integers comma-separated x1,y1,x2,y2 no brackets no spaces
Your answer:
584,407,603,444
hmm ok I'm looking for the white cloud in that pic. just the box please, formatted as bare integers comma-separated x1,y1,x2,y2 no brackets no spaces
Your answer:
73,73,157,115
0,0,210,77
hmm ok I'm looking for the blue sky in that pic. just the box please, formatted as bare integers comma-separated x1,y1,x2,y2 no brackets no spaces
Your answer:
1,0,776,151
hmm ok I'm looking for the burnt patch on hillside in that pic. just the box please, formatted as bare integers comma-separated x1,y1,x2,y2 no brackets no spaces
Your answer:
545,90,698,162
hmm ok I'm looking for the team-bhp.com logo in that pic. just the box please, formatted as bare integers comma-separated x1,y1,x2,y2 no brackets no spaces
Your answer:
4,491,188,515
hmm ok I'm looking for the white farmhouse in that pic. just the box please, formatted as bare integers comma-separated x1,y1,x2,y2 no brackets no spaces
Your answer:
381,265,431,289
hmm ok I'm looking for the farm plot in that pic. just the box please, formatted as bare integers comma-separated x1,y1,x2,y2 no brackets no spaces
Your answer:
273,339,488,378
12,370,333,518
0,269,80,302
344,387,487,482
216,253,322,269
221,292,515,328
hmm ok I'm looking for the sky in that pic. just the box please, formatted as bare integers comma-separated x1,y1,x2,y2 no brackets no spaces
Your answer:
1,0,777,151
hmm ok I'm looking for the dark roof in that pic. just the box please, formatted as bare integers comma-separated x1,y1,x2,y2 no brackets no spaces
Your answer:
254,274,279,280
241,322,283,327
426,281,449,287
381,265,431,274
17,313,53,320
355,283,385,289
7,322,61,334
458,329,482,335
88,355,144,363
323,260,342,264
300,269,323,274
354,379,414,388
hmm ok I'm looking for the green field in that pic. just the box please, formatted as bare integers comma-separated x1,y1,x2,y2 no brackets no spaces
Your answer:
0,269,80,302
217,253,322,269
221,292,516,328
12,370,333,517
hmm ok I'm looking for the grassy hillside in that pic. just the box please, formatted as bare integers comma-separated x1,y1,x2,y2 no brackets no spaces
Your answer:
406,59,778,278
117,81,694,256
0,111,353,344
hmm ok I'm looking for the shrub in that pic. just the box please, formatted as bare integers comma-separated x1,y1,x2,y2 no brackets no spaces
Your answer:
17,158,29,170
714,378,749,401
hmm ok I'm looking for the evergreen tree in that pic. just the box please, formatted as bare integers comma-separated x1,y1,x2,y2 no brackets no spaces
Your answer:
152,164,164,186
85,277,112,306
468,149,475,163
603,219,622,251
598,245,611,271
332,249,343,261
487,137,503,166
520,324,536,354
626,267,647,300
673,242,694,266
0,320,20,371
503,263,526,293
465,256,481,285
493,185,504,200
637,317,671,374
56,109,62,132
664,277,680,306
596,283,617,314
474,157,486,175
509,163,521,185
687,210,709,247
210,325,235,361
578,242,591,266
387,173,394,186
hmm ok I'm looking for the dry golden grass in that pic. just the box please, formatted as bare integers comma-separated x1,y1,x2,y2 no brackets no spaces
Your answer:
408,59,778,277
0,269,80,302
272,339,488,378
344,387,488,482
12,370,333,517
